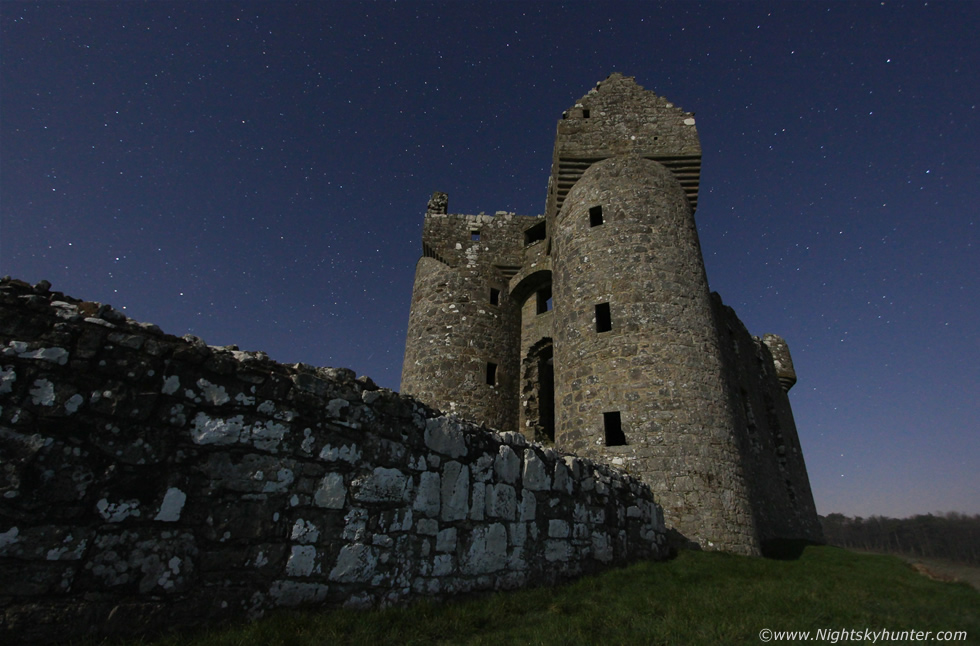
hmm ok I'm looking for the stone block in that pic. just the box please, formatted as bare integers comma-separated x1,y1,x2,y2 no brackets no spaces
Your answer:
439,461,469,522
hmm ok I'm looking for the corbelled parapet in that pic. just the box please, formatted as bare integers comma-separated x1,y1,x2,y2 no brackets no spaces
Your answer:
762,334,798,392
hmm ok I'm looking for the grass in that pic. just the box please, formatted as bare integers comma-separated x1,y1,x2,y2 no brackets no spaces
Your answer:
127,545,979,646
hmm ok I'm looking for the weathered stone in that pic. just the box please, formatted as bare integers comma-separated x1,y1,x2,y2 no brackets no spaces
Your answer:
494,444,520,483
440,461,469,522
399,74,822,556
462,524,508,575
286,545,317,577
329,544,377,583
313,472,347,509
424,417,467,458
352,467,412,503
485,483,517,520
522,449,550,491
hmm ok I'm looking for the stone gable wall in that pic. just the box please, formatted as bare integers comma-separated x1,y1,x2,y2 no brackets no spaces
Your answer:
0,278,666,645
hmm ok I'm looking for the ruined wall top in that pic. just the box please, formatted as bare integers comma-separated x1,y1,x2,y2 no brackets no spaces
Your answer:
545,73,702,218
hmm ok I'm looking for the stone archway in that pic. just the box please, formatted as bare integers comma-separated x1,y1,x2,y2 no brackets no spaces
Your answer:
520,338,554,445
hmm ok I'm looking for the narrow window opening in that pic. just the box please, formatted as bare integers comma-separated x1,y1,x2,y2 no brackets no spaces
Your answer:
541,355,555,442
486,362,497,386
470,230,481,241
603,411,626,446
489,288,500,306
595,302,611,332
536,286,553,314
524,221,547,245
589,205,603,227
582,108,591,118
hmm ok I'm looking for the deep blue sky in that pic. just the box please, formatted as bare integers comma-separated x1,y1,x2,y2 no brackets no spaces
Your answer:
2,1,977,519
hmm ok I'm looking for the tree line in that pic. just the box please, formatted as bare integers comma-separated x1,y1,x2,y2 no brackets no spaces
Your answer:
819,512,980,565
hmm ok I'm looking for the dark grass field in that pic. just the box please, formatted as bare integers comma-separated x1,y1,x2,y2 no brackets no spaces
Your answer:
114,544,979,646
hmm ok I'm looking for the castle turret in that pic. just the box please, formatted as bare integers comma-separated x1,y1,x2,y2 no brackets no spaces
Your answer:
762,334,798,392
400,195,534,431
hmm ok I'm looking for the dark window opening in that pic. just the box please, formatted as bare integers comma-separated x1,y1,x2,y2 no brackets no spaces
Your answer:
582,109,591,118
489,288,500,306
540,355,555,442
603,411,626,446
486,362,497,386
524,221,547,245
521,338,555,446
537,286,553,314
470,230,481,241
589,205,603,227
595,302,611,332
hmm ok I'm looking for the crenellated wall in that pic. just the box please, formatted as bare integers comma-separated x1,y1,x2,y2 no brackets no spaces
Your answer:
0,278,667,645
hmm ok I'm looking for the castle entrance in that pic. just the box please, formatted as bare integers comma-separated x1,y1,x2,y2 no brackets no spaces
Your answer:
521,338,555,444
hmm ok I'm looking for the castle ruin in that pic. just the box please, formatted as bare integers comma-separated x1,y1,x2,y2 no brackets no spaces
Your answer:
402,74,823,554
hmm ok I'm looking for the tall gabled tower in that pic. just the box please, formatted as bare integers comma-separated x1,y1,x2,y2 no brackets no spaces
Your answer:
547,75,759,553
545,72,702,221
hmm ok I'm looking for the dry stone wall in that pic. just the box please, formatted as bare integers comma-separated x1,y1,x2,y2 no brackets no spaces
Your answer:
0,278,667,645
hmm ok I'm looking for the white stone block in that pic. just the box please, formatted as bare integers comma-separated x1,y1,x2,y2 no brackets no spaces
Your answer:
522,449,550,490
440,461,469,522
314,473,347,509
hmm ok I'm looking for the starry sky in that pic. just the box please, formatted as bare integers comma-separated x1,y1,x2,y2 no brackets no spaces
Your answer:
2,1,977,519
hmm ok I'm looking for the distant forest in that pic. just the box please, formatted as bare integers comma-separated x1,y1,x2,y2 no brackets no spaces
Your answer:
820,513,980,565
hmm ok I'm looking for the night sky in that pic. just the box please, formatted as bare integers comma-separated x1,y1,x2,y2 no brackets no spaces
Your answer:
2,1,977,519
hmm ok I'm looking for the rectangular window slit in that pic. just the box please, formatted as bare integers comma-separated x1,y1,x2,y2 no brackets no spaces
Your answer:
486,362,497,386
524,221,547,245
595,302,611,332
582,109,591,118
470,230,481,241
589,205,603,227
489,288,500,306
537,286,553,314
603,411,626,446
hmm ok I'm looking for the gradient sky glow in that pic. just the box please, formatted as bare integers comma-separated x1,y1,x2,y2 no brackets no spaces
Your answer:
2,1,977,519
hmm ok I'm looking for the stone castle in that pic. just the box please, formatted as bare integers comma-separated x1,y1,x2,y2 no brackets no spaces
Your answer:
0,74,822,643
402,74,822,554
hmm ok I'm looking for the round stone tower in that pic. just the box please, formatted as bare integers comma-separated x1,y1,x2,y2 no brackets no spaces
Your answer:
550,155,758,553
401,195,525,432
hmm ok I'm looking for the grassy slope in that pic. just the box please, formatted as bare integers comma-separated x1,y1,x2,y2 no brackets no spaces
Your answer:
136,546,979,646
